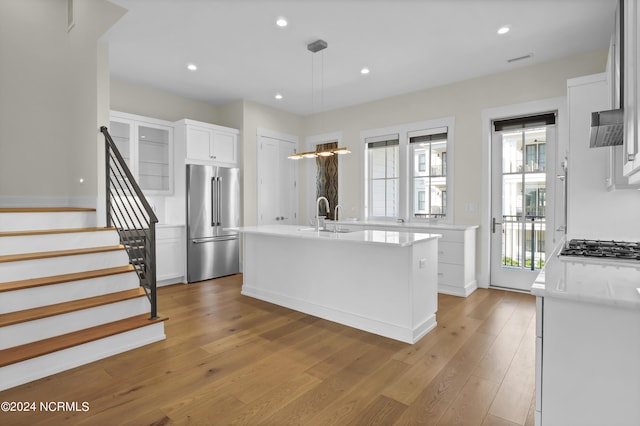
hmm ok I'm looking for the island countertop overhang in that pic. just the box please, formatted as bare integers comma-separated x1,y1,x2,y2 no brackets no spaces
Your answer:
236,224,441,248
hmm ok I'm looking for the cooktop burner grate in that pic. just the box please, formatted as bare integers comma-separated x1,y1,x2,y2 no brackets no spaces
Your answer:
560,239,640,261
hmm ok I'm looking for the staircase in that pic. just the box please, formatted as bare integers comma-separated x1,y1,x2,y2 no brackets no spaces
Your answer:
0,207,167,392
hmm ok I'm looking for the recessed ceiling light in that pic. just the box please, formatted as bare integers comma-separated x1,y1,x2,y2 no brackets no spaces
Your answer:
360,67,370,75
276,17,287,27
187,63,198,71
498,26,510,35
275,93,283,100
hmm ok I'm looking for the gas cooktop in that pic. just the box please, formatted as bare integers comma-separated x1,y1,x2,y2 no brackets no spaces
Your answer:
560,239,640,261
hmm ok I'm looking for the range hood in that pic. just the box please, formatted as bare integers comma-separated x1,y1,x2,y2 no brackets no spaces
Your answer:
590,0,624,149
589,109,623,147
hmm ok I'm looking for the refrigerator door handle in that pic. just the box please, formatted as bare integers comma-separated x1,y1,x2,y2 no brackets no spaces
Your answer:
211,176,220,226
192,236,237,244
216,176,222,226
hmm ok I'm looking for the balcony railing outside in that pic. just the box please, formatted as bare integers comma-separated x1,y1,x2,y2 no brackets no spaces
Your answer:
501,214,546,270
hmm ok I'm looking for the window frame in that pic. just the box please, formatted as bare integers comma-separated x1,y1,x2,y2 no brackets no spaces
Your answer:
361,117,455,223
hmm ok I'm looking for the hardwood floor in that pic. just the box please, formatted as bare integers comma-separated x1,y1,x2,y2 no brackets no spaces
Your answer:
0,274,536,425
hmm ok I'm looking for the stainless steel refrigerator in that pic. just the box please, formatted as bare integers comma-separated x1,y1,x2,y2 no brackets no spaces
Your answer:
186,164,240,283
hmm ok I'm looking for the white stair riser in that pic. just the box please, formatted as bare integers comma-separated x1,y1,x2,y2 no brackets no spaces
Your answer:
0,272,140,314
0,230,120,256
0,296,150,349
0,322,165,392
0,250,130,282
0,211,96,232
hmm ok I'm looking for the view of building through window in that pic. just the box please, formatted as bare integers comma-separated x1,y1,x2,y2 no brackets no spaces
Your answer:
367,139,399,217
501,126,547,270
411,135,447,219
364,119,453,221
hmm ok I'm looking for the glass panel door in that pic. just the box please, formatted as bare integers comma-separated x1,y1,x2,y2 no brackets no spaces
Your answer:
491,125,551,291
138,124,171,192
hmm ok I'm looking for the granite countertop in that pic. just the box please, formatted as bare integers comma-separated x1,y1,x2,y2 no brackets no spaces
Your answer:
532,244,640,309
237,225,441,248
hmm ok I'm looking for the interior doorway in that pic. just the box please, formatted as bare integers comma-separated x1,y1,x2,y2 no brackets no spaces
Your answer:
257,131,297,226
490,113,556,291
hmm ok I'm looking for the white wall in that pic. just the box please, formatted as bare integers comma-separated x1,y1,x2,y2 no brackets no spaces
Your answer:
110,79,220,124
300,49,608,287
0,0,125,207
240,101,302,226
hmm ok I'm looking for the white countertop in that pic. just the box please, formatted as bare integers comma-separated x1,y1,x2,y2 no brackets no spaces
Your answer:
237,224,441,248
333,219,478,231
532,246,640,309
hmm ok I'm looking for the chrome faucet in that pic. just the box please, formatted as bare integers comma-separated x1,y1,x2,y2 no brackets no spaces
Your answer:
333,204,343,233
316,196,330,231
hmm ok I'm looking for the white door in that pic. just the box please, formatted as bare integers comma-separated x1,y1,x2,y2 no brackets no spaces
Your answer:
491,119,555,291
258,135,297,225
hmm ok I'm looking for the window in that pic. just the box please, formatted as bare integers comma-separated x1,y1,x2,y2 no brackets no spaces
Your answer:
366,136,399,217
418,154,426,172
410,129,448,219
363,118,454,222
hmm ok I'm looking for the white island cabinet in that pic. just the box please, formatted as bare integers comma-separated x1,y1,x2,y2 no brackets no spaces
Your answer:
332,221,477,297
239,225,441,344
532,251,640,426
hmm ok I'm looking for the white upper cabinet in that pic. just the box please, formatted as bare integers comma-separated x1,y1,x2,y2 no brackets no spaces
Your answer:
109,111,174,195
623,0,640,181
176,119,239,166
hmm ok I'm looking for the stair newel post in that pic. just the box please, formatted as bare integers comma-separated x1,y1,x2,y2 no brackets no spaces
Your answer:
148,221,158,319
102,126,112,228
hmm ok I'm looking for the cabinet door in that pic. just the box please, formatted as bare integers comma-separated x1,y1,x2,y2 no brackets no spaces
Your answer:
186,126,213,161
109,118,135,171
156,226,185,285
137,123,172,194
211,131,237,163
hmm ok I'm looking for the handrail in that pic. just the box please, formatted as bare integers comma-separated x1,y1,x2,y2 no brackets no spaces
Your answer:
100,126,158,319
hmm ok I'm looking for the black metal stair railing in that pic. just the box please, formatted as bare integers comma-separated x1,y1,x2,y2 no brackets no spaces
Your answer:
100,126,158,319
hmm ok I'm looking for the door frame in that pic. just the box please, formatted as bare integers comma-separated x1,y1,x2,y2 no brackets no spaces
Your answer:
256,127,299,225
490,123,556,291
480,97,567,289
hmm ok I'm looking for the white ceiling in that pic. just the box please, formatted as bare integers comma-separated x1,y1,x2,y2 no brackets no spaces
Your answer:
103,0,617,116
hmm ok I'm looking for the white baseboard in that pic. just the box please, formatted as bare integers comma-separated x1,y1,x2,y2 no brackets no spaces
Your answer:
242,285,435,344
0,196,96,209
438,280,478,297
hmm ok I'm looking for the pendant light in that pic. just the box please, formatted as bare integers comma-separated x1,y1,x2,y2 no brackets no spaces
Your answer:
287,39,350,160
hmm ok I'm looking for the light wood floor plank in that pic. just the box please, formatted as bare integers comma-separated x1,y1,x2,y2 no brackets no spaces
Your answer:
0,274,536,425
487,315,537,425
437,375,500,426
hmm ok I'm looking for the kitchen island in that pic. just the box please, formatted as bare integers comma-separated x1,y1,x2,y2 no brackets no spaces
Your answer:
532,248,640,425
239,225,441,344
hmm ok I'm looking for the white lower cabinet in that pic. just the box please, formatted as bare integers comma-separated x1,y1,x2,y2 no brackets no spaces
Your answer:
536,296,640,425
155,225,185,286
341,223,477,297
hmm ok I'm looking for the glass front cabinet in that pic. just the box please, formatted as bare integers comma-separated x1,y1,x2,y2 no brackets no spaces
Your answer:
109,111,174,195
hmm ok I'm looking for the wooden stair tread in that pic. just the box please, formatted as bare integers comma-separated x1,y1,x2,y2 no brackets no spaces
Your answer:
0,245,125,264
0,287,147,327
0,207,96,213
0,265,135,293
0,314,167,368
0,227,116,238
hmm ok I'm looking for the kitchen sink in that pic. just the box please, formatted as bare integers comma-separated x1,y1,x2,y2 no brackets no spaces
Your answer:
297,227,354,233
320,228,353,233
